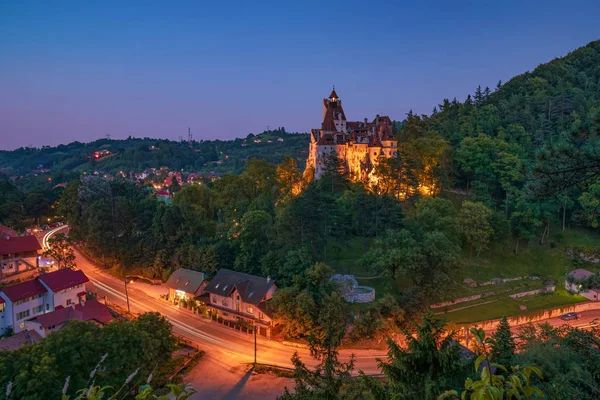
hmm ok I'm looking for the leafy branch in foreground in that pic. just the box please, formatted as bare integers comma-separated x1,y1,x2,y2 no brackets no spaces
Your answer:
439,328,543,400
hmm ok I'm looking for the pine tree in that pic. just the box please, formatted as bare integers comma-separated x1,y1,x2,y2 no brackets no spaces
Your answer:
483,86,491,102
474,85,484,106
496,80,503,91
491,316,515,367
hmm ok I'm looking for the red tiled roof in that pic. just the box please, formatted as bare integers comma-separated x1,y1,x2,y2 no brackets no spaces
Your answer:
1,279,47,302
329,88,339,99
34,299,113,329
0,331,37,351
36,306,83,328
38,268,89,293
0,235,41,255
156,189,170,197
75,299,113,324
77,291,86,297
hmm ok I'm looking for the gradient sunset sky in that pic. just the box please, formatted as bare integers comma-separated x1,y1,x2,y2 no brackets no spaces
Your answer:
1,1,599,150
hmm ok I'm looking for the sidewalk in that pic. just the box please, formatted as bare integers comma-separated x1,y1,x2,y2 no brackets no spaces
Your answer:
185,351,293,400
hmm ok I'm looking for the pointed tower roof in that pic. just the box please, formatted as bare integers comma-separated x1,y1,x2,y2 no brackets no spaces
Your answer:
329,87,339,100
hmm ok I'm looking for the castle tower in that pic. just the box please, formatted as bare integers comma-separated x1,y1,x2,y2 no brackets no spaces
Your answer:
322,87,347,132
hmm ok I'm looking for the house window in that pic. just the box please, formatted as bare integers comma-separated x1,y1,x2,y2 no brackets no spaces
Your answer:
16,310,30,320
39,326,43,331
33,305,44,314
259,312,264,320
221,299,228,307
66,299,72,306
212,296,216,303
247,306,254,314
46,304,50,311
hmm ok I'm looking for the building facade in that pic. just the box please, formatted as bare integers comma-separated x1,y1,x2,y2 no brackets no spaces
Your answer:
165,268,208,303
0,268,89,333
203,269,276,337
305,89,398,183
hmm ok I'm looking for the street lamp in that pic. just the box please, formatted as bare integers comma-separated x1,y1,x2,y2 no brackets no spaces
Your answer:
124,276,134,313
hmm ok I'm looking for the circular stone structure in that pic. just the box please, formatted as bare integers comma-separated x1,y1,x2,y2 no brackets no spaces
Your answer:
330,274,376,303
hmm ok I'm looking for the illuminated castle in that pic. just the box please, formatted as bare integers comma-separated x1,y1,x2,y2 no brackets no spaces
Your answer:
305,88,398,183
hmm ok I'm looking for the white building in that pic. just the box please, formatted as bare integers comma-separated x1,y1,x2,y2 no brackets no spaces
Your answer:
0,268,89,334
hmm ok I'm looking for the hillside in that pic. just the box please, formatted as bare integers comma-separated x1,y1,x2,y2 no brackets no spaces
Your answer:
0,129,310,177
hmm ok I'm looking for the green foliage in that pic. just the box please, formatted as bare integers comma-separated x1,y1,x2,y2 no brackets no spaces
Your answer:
0,313,175,400
44,233,76,268
459,201,494,257
362,313,467,400
278,292,359,400
491,317,516,367
440,328,543,400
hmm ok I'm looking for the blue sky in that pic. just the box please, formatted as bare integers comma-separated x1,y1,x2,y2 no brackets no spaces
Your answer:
1,0,599,149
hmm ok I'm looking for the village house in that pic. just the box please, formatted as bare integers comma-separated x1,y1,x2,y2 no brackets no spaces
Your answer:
166,268,208,303
0,235,41,279
24,299,113,338
0,268,90,334
203,269,276,337
566,268,600,301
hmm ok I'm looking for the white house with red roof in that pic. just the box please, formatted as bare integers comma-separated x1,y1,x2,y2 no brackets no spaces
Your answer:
0,268,90,334
0,279,49,333
37,268,89,308
0,235,41,278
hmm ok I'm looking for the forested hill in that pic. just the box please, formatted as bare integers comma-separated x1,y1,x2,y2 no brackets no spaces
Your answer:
0,129,309,176
398,39,600,193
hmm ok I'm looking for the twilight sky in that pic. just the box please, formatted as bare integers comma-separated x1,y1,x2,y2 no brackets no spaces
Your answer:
1,1,599,150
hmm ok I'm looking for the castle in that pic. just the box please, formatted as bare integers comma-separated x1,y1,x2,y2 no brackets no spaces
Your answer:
305,88,398,183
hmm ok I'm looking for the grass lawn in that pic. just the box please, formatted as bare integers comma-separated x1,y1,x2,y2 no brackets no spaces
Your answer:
323,225,600,323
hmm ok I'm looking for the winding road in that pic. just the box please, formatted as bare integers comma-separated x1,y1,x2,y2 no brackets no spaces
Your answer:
42,226,386,375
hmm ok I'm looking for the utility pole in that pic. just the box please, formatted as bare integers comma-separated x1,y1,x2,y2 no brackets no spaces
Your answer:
254,325,257,367
124,278,131,313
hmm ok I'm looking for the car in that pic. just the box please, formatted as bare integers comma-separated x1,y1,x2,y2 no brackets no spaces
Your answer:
560,312,580,321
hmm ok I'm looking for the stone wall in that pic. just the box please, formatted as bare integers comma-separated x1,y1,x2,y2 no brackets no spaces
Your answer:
509,286,555,299
451,301,600,331
330,274,375,303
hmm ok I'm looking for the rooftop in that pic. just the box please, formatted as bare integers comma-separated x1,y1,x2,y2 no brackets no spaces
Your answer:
34,299,113,328
0,235,41,255
166,268,207,294
1,279,47,302
204,269,275,305
38,268,89,292
568,268,594,281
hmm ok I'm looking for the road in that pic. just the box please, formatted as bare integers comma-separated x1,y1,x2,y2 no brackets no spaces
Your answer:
42,227,386,375
41,227,600,374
